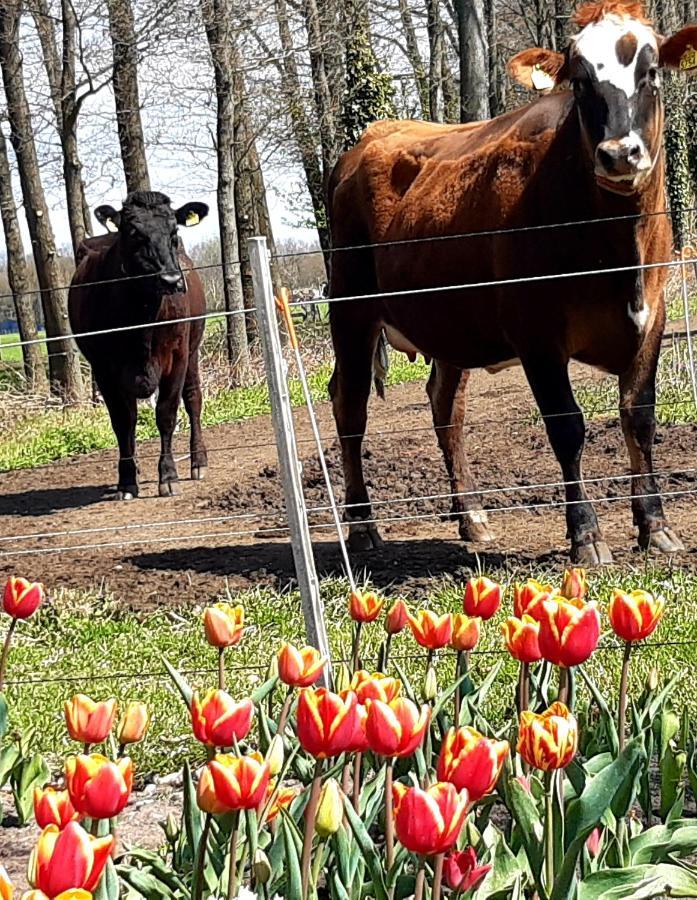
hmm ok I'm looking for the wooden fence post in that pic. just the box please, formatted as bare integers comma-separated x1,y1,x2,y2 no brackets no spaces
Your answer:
249,236,332,681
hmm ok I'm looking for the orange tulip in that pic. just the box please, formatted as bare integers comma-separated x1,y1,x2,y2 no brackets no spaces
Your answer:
296,688,361,759
203,602,244,648
64,696,117,745
463,577,501,621
191,689,254,747
349,590,384,623
407,610,453,649
518,702,578,771
0,866,12,900
21,892,91,900
116,701,150,746
450,614,481,652
385,599,409,635
537,596,600,667
65,754,133,819
437,727,509,802
33,787,78,830
277,643,326,688
365,697,430,757
501,615,542,663
349,670,401,704
561,568,587,601
513,580,555,620
207,753,271,811
265,785,300,823
3,576,43,619
196,764,228,815
608,589,665,643
393,782,469,856
28,822,113,898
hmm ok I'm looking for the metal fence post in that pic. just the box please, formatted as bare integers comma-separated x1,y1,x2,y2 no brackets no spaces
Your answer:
249,236,332,680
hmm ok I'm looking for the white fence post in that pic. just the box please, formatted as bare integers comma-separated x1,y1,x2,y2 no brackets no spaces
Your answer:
249,236,332,681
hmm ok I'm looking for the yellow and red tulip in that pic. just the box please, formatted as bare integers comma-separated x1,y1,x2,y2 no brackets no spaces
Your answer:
0,866,12,900
33,787,78,830
277,643,326,688
463,577,501,621
517,702,578,771
65,754,133,819
349,670,401,704
207,752,271,811
196,764,228,815
444,848,492,893
501,615,542,663
315,779,343,837
437,727,509,802
28,821,113,897
385,599,409,635
265,785,299,823
349,590,384,623
191,689,254,747
407,610,453,649
2,576,43,620
513,580,555,620
296,688,361,759
203,603,244,648
365,697,430,757
561,568,587,601
393,782,469,856
608,589,665,643
63,696,117,746
116,701,150,746
537,596,600,667
450,614,481,652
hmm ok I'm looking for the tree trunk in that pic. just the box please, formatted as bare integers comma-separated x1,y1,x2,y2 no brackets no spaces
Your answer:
0,129,47,393
0,0,83,401
426,0,444,121
201,0,250,384
397,0,430,116
106,0,150,192
457,0,490,122
303,0,342,176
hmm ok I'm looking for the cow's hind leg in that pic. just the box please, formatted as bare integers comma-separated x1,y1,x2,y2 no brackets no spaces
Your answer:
97,376,139,500
619,331,683,553
182,350,208,481
427,361,493,543
522,356,613,566
156,368,187,496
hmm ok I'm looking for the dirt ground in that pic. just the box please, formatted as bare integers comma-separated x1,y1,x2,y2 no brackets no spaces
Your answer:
0,362,696,608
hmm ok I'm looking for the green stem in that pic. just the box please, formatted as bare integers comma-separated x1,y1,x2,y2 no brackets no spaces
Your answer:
226,812,240,900
618,642,632,752
218,647,226,691
414,858,426,900
90,817,101,837
558,667,568,706
351,622,363,674
432,854,444,900
246,809,259,892
0,619,17,693
311,838,326,898
276,689,293,739
385,759,395,873
193,813,212,900
352,752,362,813
545,771,555,897
301,760,324,900
381,633,393,671
454,651,463,725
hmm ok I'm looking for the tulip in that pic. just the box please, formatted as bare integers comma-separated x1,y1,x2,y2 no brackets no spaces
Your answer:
586,827,603,859
385,599,409,634
315,779,343,838
296,688,361,759
463,577,501,621
345,698,369,753
348,590,384,623
423,665,438,702
202,602,244,648
265,785,299,824
208,752,271,811
608,589,665,643
513,580,555,620
517,702,578,771
365,697,430,758
64,695,117,746
3,577,43,619
0,866,11,900
196,764,228,815
33,787,78,830
393,782,469,856
407,610,453,649
21,892,92,900
444,848,492,893
501,615,542,663
163,813,179,844
537,596,601,668
266,735,285,777
191,689,254,747
450,614,481,652
116,701,150,746
561,568,587,600
349,670,401,704
437,727,509,802
28,822,113,897
65,754,133,819
277,643,326,688
253,849,272,886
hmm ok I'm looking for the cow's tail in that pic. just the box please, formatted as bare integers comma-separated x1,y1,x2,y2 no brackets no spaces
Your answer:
373,329,389,400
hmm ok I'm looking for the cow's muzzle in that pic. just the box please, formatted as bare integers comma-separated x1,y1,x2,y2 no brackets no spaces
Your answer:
594,137,653,194
160,271,186,293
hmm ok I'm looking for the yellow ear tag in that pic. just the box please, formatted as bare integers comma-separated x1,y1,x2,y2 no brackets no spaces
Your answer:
105,218,118,233
679,44,697,71
531,64,556,91
185,211,200,226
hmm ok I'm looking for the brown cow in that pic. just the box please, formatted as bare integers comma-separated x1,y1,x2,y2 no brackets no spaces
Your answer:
328,0,697,565
69,191,209,500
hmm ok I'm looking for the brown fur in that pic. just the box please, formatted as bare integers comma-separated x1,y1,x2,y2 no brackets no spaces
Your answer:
616,32,639,64
573,0,650,28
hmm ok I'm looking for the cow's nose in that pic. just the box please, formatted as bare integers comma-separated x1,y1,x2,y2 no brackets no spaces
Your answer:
160,271,181,285
596,139,643,176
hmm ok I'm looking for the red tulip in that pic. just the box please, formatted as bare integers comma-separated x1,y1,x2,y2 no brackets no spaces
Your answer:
349,670,401,704
537,596,600,667
296,688,361,758
33,787,78,830
437,727,509,802
407,610,453,649
444,848,492,893
28,822,113,898
513,580,555,620
345,698,370,753
207,752,271,811
191,689,254,747
365,697,430,757
196,764,228,815
450,614,481,652
64,696,117,746
501,615,542,663
65,754,133,819
349,590,384,623
463,577,501,620
203,603,244,648
393,782,469,856
608,589,665,643
3,576,43,619
385,599,409,635
277,643,326,688
561,568,587,601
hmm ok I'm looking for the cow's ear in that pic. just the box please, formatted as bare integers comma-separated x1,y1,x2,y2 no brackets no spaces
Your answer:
659,25,697,71
175,202,209,227
508,48,568,92
94,205,120,233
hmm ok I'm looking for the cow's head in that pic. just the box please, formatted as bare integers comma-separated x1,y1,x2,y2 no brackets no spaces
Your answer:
94,192,208,293
509,0,697,195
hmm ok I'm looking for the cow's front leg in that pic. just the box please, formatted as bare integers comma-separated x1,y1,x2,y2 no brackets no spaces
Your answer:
619,329,684,554
156,368,186,497
522,355,613,566
98,376,139,499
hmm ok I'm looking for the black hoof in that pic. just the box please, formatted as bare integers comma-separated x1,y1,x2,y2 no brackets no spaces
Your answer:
159,481,180,497
191,465,207,482
347,521,384,551
640,525,684,554
571,539,613,567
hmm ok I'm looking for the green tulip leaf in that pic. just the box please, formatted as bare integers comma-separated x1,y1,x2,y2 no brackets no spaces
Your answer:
577,666,620,757
11,751,49,824
181,760,202,852
281,815,303,899
251,675,279,707
578,863,697,899
162,657,193,710
0,693,8,740
116,864,176,900
630,821,697,864
342,794,389,900
504,774,545,894
660,743,687,821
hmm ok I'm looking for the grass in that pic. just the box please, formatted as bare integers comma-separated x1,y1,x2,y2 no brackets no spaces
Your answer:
3,562,696,780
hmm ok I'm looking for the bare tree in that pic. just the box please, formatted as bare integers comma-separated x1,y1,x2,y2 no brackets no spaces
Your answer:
457,0,490,121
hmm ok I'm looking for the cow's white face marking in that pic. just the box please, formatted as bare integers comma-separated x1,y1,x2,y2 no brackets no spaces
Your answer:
572,14,658,97
628,301,650,330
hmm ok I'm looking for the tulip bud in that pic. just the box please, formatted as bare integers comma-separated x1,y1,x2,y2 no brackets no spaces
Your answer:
117,701,150,746
385,599,409,635
267,654,279,681
315,779,343,838
560,568,587,601
646,668,659,691
266,735,284,776
254,849,272,885
586,827,603,859
333,663,351,694
423,665,438,702
163,812,179,844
